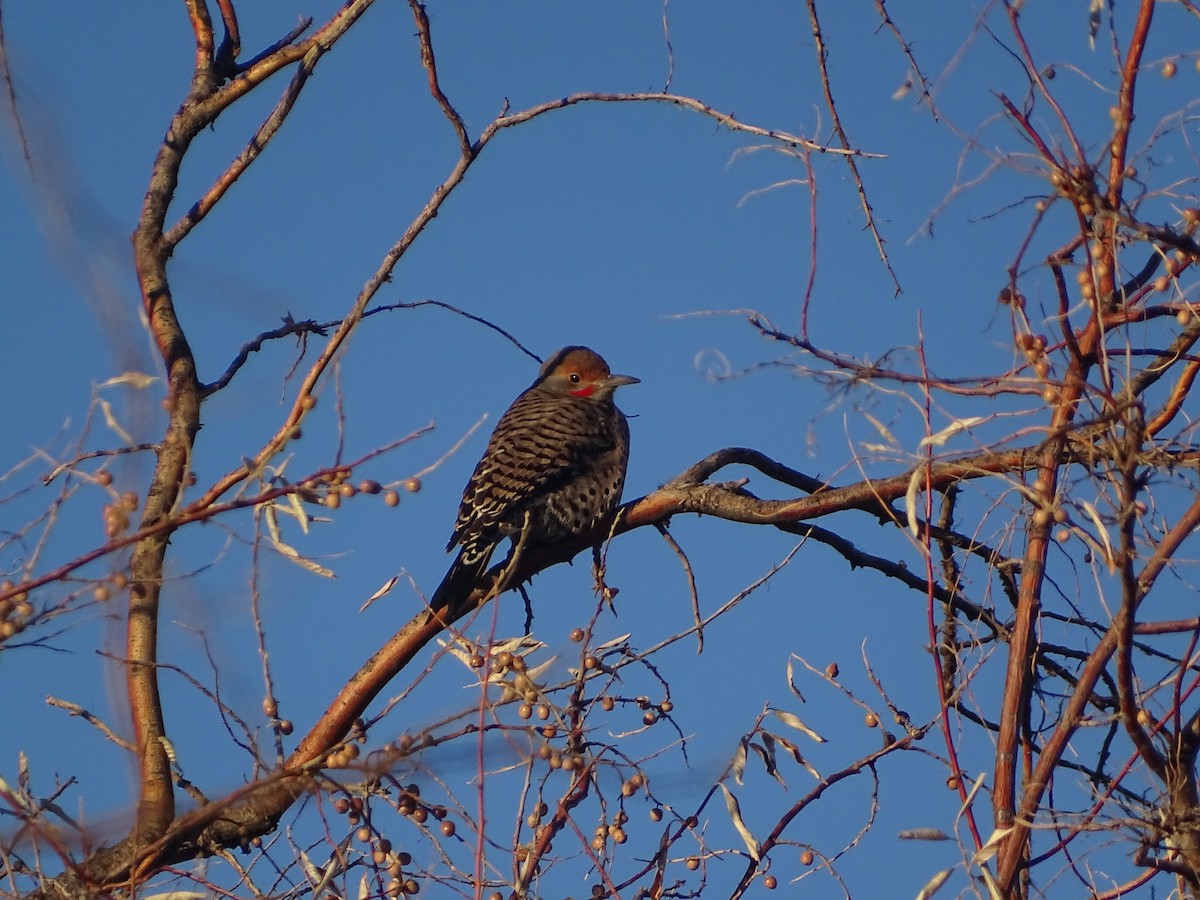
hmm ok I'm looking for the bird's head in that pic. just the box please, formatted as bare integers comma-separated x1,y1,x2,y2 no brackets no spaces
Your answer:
537,346,639,399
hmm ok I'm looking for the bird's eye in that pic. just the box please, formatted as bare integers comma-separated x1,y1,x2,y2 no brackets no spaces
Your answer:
569,373,581,383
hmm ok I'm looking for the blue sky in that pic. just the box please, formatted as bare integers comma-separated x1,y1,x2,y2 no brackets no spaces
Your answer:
4,2,1198,897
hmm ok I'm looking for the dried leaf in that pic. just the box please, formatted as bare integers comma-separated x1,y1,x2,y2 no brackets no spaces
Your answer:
264,502,282,545
437,637,479,670
919,416,984,448
914,868,953,900
785,656,807,703
757,733,787,787
906,467,923,538
862,412,899,448
523,654,558,681
594,632,632,652
971,827,1013,866
771,733,821,780
0,774,33,813
286,491,311,534
359,575,399,613
96,397,133,444
978,864,1004,900
1080,500,1116,572
271,534,335,577
772,709,826,743
719,784,760,861
98,371,159,390
731,738,748,786
298,847,321,884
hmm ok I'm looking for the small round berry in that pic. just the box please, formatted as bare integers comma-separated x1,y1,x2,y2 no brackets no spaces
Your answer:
800,849,814,866
404,477,422,493
864,713,878,728
384,490,401,507
440,821,455,837
570,627,585,642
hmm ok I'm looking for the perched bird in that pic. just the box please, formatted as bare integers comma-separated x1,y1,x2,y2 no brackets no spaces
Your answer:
429,346,638,614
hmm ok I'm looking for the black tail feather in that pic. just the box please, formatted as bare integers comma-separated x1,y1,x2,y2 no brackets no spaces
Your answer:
429,538,498,613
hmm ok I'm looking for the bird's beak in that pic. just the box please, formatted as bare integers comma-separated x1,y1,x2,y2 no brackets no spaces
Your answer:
606,374,640,388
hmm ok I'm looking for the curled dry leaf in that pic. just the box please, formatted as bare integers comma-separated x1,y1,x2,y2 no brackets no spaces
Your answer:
914,867,953,900
772,709,826,743
905,467,923,539
718,783,760,861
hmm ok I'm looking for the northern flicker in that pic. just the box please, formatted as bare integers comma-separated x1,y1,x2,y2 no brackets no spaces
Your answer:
429,346,638,614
